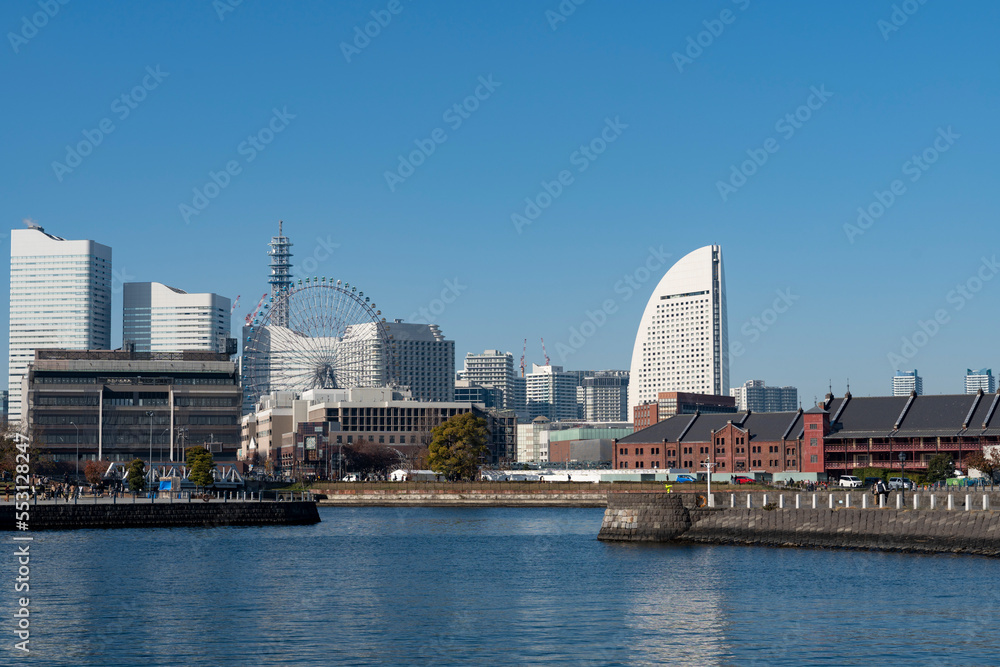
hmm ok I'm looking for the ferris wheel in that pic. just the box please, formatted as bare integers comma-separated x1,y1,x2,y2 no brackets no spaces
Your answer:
243,279,396,404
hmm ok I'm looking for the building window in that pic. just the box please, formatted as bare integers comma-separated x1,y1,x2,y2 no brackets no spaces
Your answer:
810,455,818,463
810,438,817,447
810,423,818,429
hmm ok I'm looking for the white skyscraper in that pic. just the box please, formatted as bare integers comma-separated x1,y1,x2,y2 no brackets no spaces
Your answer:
462,349,524,412
8,226,112,422
628,245,728,416
965,368,995,394
730,379,798,412
892,370,923,396
526,363,579,421
124,282,231,353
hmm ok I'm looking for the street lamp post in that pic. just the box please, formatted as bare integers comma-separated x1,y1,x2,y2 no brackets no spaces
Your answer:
898,452,907,503
146,411,154,490
70,421,80,480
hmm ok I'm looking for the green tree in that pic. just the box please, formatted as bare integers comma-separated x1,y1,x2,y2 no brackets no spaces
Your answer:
186,446,216,491
126,458,147,494
925,453,955,484
428,413,488,481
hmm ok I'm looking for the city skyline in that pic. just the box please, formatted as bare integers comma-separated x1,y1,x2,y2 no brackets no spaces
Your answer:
3,2,999,401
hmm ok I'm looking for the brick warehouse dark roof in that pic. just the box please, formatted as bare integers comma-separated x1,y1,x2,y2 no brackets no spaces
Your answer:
620,391,1000,444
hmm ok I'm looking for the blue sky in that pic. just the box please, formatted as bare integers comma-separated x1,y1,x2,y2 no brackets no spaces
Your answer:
3,0,998,401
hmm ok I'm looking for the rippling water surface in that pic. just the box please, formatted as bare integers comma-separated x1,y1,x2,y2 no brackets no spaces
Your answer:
3,507,998,665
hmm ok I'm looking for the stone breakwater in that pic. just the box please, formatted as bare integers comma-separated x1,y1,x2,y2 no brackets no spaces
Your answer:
0,501,320,531
598,492,1000,557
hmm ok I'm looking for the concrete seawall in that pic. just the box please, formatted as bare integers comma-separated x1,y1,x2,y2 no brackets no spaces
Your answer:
0,500,320,530
598,492,1000,557
319,492,607,507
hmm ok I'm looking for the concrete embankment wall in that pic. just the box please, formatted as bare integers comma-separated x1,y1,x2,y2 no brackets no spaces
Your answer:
319,492,607,507
0,501,320,531
598,492,1000,557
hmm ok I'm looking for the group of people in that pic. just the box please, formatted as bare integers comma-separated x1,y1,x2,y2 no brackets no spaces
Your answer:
3,476,127,502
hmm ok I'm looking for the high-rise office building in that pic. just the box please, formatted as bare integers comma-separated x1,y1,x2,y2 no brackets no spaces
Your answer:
729,380,798,412
965,368,995,394
892,370,923,396
124,282,231,353
628,245,728,416
8,226,111,422
526,363,579,421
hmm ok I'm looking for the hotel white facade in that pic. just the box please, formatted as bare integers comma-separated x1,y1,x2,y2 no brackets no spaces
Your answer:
8,227,112,422
123,282,231,353
628,245,729,417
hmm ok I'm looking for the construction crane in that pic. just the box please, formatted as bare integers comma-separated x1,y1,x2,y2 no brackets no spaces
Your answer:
231,295,240,313
245,293,268,326
540,338,550,366
520,339,526,377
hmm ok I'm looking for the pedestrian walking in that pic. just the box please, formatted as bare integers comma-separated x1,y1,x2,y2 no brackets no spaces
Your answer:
875,479,889,506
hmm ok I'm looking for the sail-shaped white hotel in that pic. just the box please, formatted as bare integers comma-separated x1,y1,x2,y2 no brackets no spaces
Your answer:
628,245,729,418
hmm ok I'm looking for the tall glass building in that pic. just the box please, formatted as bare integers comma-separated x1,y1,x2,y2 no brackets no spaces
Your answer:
123,282,231,353
628,245,728,417
965,368,995,394
8,226,112,422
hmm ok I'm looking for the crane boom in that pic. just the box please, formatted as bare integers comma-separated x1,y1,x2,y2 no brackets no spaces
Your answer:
231,295,240,313
245,293,268,326
541,338,550,366
520,338,526,378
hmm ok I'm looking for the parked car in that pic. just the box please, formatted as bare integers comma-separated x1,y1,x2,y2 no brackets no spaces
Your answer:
673,475,697,483
864,477,882,487
839,475,863,488
733,475,755,485
887,477,914,490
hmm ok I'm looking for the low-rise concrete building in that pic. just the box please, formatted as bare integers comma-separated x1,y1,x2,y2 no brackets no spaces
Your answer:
25,349,241,464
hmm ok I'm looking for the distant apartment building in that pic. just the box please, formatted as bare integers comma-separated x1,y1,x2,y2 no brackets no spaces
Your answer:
124,282,232,353
632,391,736,430
25,349,241,465
461,349,524,412
892,370,924,396
8,226,112,422
526,364,579,421
579,371,629,422
729,380,798,412
965,369,995,394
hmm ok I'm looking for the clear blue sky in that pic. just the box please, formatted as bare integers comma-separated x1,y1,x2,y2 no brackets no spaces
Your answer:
3,0,998,401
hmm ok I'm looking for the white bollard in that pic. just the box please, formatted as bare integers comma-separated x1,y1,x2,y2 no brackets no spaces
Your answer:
930,495,936,510
829,494,834,509
795,494,801,509
947,494,954,510
779,495,785,509
862,494,868,509
965,494,971,511
913,494,919,510
896,493,902,509
747,494,752,509
845,494,850,508
984,495,989,511
812,494,817,509
763,494,768,506
879,494,885,508
730,493,735,507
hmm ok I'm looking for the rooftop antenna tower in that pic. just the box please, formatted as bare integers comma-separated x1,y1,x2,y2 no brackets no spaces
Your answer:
268,220,293,327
